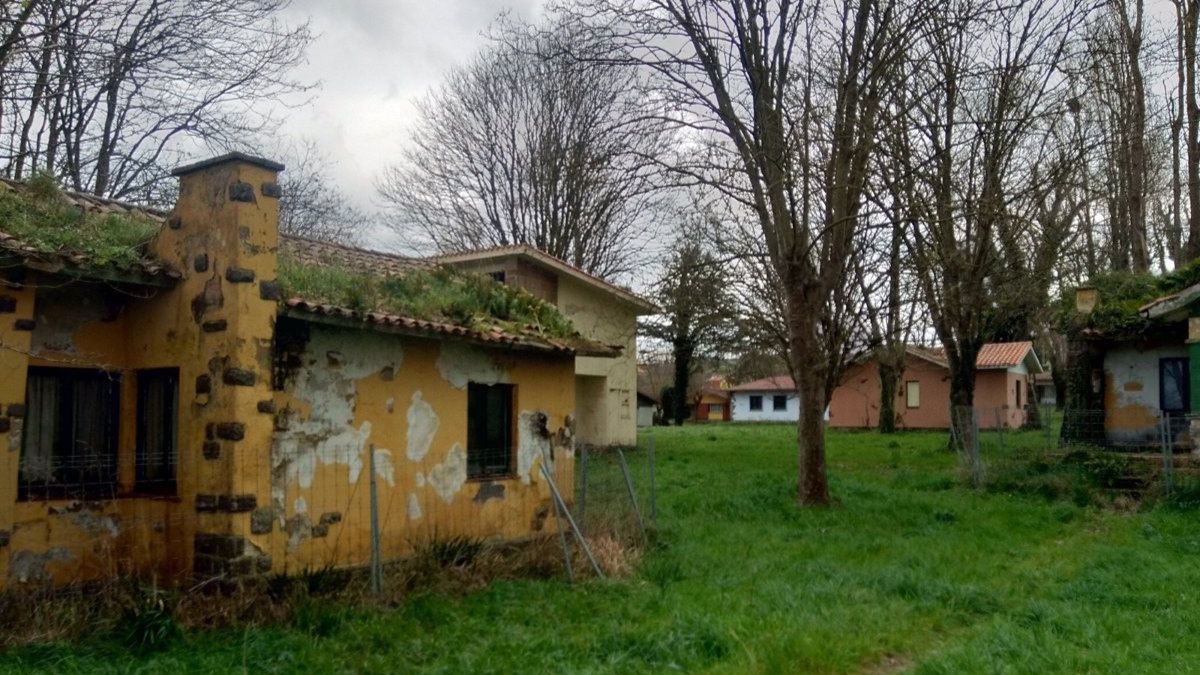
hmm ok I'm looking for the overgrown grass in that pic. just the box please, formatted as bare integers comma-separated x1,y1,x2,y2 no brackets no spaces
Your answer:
1057,257,1200,336
0,173,160,269
278,254,578,338
6,425,1200,673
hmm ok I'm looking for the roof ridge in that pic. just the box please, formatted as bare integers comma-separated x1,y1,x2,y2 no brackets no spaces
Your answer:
280,233,425,264
430,244,657,312
0,176,168,219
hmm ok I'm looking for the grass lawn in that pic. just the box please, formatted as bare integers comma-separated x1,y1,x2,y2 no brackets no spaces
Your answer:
4,424,1200,673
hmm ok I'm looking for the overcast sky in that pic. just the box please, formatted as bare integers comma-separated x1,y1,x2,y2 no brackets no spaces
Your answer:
277,0,545,252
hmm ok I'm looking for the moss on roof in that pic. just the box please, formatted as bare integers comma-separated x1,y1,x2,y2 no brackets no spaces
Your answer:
1059,259,1200,337
277,254,579,339
0,174,161,269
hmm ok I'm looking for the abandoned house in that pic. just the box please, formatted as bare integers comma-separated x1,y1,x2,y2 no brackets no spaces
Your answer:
827,342,1044,430
431,246,656,448
1064,275,1200,449
0,153,632,589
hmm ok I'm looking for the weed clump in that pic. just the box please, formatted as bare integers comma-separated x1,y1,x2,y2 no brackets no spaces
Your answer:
277,254,578,338
0,174,160,269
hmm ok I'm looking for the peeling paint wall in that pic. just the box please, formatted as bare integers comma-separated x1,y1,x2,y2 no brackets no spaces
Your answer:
446,258,639,448
0,155,284,590
270,323,576,572
1104,343,1186,445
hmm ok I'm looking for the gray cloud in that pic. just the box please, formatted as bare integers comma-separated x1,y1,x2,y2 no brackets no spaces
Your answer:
275,0,545,251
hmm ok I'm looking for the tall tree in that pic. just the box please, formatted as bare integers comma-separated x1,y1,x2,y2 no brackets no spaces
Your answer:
645,229,735,426
894,0,1087,446
377,18,668,280
0,0,312,201
568,0,915,504
1176,0,1200,259
276,140,369,245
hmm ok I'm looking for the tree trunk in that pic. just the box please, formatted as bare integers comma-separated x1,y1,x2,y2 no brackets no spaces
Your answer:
1184,2,1200,259
788,284,830,506
878,359,899,433
946,342,981,453
671,337,693,426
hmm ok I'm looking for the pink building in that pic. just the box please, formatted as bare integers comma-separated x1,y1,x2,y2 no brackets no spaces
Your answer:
828,342,1043,430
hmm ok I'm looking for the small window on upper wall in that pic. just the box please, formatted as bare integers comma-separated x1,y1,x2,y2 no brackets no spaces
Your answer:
489,271,507,284
906,381,921,409
467,382,515,479
136,368,179,494
772,395,787,411
749,395,763,411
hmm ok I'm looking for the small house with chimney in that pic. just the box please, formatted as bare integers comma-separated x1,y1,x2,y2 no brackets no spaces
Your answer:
1064,269,1200,450
0,153,630,589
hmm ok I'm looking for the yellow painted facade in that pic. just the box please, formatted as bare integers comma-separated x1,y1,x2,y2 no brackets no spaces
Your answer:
0,154,581,588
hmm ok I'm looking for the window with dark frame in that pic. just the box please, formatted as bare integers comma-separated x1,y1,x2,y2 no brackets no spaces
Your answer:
772,395,787,411
1015,380,1022,409
749,395,763,411
136,368,179,494
467,382,515,479
20,367,121,500
1160,358,1190,413
489,270,507,284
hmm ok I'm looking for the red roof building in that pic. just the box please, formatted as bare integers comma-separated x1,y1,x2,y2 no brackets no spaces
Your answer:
827,342,1043,430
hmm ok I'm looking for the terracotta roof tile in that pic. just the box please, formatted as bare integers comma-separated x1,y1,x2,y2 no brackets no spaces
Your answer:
902,342,1034,370
0,178,177,283
283,297,620,358
976,341,1033,369
431,244,656,313
280,234,433,276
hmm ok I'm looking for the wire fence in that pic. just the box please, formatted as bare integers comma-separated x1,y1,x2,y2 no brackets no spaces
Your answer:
951,405,1200,502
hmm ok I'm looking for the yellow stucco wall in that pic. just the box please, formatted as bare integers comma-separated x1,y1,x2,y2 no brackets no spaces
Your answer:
266,323,575,572
443,259,642,448
557,277,639,447
0,155,584,589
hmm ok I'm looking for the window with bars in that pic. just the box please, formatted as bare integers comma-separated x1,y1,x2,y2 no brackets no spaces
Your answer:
749,395,763,411
136,368,179,494
772,395,787,411
20,367,121,500
467,382,514,479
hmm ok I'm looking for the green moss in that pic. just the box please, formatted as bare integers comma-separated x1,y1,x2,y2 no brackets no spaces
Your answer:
277,254,578,339
1059,259,1200,337
0,174,160,269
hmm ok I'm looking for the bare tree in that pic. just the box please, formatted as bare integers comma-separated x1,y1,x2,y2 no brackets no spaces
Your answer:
1175,0,1200,258
564,0,916,504
894,0,1088,446
377,18,668,280
275,140,369,245
0,0,312,202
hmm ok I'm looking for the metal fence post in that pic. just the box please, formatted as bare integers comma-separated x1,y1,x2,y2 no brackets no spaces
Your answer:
1044,405,1053,448
540,462,603,578
648,436,657,529
368,443,382,597
995,407,1005,453
971,409,983,489
1162,413,1175,498
616,447,647,542
578,443,589,525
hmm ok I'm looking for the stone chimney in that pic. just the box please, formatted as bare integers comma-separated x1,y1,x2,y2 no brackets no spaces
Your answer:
1075,286,1098,315
152,152,285,579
